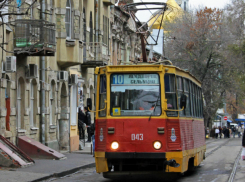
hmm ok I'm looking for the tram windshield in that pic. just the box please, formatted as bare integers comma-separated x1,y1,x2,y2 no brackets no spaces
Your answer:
110,73,161,116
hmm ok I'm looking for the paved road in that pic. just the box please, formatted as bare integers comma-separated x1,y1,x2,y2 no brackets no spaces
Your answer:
47,138,243,182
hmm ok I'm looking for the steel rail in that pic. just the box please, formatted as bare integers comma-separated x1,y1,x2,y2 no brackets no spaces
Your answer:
228,147,242,182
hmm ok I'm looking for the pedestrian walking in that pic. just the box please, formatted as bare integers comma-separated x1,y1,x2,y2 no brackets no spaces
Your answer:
223,126,226,138
219,126,222,139
78,107,85,140
210,127,215,139
84,106,91,143
242,128,245,160
238,126,242,138
205,127,210,139
229,127,231,138
232,127,236,138
215,128,219,139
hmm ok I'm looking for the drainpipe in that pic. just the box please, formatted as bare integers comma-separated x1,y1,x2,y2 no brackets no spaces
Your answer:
94,0,99,121
40,0,45,145
68,83,71,152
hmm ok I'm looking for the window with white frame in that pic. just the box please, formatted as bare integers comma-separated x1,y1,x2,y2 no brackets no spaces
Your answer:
65,0,72,38
17,79,21,129
30,82,34,127
70,85,77,126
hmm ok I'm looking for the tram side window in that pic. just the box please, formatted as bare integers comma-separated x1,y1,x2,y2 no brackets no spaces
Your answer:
200,88,203,117
195,85,199,117
165,74,177,117
199,87,203,117
196,86,200,117
177,76,184,116
184,78,191,116
190,82,195,117
99,75,107,117
194,84,198,117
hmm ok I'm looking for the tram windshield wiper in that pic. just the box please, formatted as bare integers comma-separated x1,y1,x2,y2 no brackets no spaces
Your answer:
149,94,160,121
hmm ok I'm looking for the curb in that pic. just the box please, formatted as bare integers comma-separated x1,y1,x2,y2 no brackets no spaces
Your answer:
31,162,96,182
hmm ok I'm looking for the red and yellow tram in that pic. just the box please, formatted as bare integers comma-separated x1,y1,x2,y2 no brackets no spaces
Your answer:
94,64,206,177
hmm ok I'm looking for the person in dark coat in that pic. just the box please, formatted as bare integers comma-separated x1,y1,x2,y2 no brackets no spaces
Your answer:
242,128,245,147
210,127,215,138
78,107,85,139
84,106,91,142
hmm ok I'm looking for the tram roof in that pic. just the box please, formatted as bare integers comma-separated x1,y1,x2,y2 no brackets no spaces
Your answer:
95,64,201,86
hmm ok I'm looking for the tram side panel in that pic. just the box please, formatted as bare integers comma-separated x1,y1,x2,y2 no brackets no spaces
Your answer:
95,119,108,173
192,119,206,166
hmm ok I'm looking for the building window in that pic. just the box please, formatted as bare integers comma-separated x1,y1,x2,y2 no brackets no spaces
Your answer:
65,0,72,38
50,81,56,125
89,11,93,42
49,0,53,22
103,16,109,45
70,85,77,126
83,8,86,62
30,82,34,126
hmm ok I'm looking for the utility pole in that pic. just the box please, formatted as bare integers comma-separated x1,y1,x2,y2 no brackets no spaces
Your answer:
40,0,45,144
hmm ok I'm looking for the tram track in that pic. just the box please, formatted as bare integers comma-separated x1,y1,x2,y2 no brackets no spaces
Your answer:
205,138,242,182
227,147,242,182
205,139,231,158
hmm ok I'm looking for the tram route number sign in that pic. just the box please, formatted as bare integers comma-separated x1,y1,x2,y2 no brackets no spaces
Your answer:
131,134,143,141
112,74,159,85
224,116,228,121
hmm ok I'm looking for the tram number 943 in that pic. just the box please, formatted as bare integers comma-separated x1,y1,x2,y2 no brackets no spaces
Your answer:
131,134,143,141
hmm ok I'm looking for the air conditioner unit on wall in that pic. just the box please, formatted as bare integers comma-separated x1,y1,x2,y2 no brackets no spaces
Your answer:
26,64,38,79
70,74,78,85
5,56,16,72
59,71,68,82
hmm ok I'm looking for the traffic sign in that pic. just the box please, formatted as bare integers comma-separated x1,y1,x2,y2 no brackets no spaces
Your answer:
224,116,228,121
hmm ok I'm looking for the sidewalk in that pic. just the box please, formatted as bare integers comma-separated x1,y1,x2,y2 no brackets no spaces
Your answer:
0,152,95,182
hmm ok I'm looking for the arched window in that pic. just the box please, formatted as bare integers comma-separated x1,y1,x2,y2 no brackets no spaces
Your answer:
70,84,77,126
65,0,72,38
30,79,37,127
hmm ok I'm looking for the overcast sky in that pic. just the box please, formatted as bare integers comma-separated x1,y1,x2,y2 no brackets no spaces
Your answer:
131,0,232,54
133,0,232,22
189,0,231,9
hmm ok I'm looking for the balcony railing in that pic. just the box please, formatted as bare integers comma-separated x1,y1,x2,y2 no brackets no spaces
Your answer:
103,0,115,5
82,42,109,67
14,19,56,56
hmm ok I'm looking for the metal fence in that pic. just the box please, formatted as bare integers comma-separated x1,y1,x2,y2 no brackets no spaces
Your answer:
14,19,56,51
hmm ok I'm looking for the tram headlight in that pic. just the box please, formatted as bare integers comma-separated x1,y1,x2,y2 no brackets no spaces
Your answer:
111,141,119,150
153,141,162,150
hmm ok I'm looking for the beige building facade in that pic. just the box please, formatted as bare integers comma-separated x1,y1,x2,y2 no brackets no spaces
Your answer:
0,0,146,156
0,0,115,154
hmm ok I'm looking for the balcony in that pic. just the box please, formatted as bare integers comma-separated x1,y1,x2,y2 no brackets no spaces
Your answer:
82,42,109,68
14,19,56,56
103,0,115,6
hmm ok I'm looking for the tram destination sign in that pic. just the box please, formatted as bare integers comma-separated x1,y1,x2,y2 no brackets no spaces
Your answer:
112,74,159,85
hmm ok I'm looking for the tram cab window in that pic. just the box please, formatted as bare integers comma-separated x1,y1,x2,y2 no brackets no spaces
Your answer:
110,73,161,116
99,75,107,117
164,74,177,117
